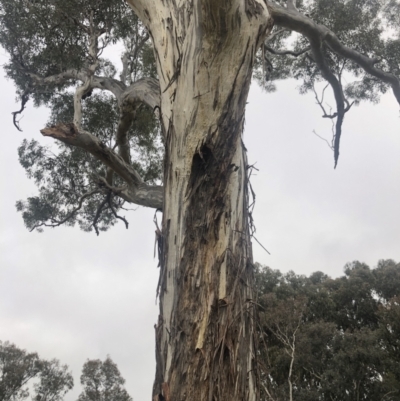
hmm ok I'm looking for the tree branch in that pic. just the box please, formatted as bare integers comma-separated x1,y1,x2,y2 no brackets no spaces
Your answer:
308,40,346,168
120,77,161,110
264,44,311,57
125,0,165,30
115,77,161,163
266,1,400,104
12,92,29,132
16,60,126,100
40,123,163,209
107,194,129,230
286,0,297,12
29,189,99,232
265,1,400,167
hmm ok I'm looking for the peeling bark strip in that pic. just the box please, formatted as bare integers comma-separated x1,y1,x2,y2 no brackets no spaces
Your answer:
125,1,273,400
245,0,264,19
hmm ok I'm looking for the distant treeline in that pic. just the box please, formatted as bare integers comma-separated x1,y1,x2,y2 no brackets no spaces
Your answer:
256,259,400,401
2,260,399,401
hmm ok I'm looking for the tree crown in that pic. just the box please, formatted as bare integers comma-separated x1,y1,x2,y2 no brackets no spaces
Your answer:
1,0,399,233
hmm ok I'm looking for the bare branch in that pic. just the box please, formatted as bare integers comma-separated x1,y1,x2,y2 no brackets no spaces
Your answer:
312,83,355,119
120,77,161,110
108,194,129,230
12,92,29,132
312,130,333,151
90,76,126,99
312,83,330,116
252,235,271,255
24,68,85,86
19,66,125,100
308,40,348,167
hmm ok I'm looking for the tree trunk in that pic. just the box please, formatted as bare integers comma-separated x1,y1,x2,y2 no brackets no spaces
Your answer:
156,136,257,401
126,1,273,400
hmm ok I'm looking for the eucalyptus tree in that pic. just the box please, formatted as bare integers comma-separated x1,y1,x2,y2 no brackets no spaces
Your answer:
78,357,132,401
0,341,73,401
1,0,400,400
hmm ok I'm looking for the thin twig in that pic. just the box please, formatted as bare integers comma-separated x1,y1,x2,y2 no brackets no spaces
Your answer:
108,193,129,229
252,235,271,255
92,196,108,236
312,130,333,150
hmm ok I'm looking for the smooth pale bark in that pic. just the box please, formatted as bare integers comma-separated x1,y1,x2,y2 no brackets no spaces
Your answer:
126,1,273,400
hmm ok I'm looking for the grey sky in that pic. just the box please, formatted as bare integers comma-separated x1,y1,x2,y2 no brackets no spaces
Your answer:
0,44,399,401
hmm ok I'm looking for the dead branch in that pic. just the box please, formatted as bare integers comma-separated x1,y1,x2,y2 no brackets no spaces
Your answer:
12,92,29,132
108,193,129,229
312,130,333,151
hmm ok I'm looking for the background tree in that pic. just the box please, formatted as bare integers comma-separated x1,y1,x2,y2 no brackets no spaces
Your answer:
0,341,73,401
256,260,400,401
78,357,132,401
1,0,400,400
0,341,132,401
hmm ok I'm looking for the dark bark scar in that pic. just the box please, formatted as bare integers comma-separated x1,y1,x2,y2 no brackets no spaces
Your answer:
245,0,264,19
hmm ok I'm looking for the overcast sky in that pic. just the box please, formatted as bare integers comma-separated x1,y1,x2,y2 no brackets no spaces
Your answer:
0,43,399,401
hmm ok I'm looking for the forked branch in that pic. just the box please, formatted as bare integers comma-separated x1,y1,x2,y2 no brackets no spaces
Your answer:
12,92,29,132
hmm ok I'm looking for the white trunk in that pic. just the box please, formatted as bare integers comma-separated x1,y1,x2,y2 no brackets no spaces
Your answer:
126,1,273,400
